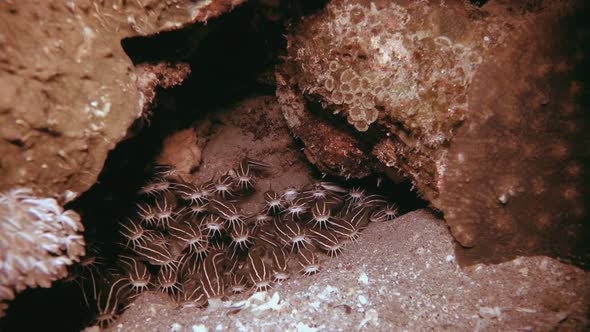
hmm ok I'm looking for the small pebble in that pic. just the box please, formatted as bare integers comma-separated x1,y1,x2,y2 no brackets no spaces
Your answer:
358,309,379,329
358,295,368,305
479,306,502,319
296,322,318,332
358,272,369,285
235,320,247,332
191,325,208,332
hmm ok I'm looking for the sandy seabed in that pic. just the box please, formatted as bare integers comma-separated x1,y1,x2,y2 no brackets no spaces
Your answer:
106,209,589,332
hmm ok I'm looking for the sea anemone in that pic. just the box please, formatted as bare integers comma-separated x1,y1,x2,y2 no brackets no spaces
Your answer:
0,188,85,317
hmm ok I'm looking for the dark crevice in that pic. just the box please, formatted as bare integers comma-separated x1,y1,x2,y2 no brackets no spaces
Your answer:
469,0,489,7
286,117,427,214
5,138,24,148
301,95,427,212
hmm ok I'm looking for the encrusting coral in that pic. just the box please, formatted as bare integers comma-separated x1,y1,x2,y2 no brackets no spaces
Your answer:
277,0,590,267
0,189,85,316
283,0,478,135
80,160,398,329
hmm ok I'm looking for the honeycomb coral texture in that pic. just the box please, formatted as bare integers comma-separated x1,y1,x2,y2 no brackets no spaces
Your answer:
290,0,482,138
0,189,85,316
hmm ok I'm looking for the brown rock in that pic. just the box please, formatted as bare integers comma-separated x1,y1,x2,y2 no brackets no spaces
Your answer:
156,128,201,176
0,0,245,199
276,0,589,266
275,79,375,179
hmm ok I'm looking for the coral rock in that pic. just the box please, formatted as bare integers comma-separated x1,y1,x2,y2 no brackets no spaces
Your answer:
0,0,244,198
276,0,589,266
157,128,202,176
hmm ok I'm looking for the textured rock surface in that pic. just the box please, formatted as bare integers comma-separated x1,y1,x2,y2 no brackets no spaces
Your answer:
135,62,192,122
0,0,244,199
108,209,590,331
155,127,202,176
276,0,589,266
276,87,376,179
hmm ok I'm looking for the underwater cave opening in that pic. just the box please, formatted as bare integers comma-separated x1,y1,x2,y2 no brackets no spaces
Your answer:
0,1,426,331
